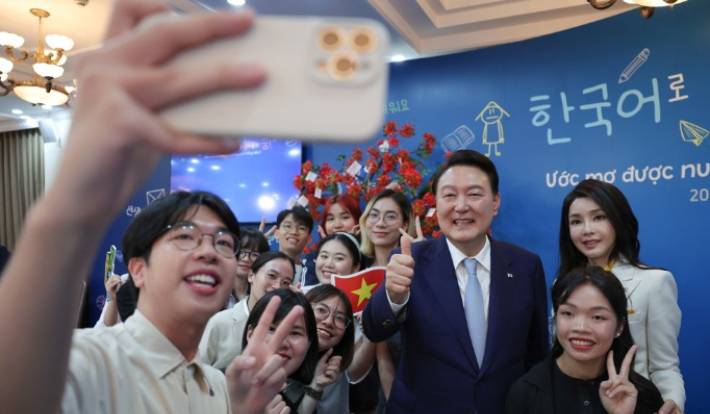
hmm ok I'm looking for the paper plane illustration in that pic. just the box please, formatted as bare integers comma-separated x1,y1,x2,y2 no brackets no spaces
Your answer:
680,120,708,147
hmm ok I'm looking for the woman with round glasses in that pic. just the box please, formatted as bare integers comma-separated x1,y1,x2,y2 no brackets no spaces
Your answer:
300,284,358,413
358,189,418,413
200,251,296,370
229,228,270,309
360,189,415,268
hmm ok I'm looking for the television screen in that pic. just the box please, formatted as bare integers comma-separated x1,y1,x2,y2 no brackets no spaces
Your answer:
171,138,302,223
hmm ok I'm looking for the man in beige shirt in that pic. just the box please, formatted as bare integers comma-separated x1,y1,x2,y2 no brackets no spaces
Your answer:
0,1,296,413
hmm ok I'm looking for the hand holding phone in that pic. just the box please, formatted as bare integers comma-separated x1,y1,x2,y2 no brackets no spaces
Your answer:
158,15,390,143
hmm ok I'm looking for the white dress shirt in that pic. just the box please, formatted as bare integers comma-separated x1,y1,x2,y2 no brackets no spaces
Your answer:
62,310,230,414
446,236,492,328
199,297,250,369
388,236,493,330
94,273,130,328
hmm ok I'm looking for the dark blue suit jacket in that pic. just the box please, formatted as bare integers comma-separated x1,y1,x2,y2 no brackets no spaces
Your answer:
362,236,549,414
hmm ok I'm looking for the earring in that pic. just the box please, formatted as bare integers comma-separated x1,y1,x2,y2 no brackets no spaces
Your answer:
615,332,621,338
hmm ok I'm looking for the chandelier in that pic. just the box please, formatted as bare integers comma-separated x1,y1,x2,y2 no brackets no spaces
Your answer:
588,0,688,18
0,8,74,106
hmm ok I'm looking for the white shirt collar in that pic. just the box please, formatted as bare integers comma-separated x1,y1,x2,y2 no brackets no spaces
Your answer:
445,235,491,273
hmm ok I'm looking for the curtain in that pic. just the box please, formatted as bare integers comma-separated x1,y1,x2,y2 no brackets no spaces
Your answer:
0,128,45,250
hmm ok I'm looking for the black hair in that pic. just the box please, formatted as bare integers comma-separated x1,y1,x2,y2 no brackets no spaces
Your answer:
122,191,239,267
316,233,363,271
558,179,645,278
242,289,319,385
551,266,664,410
276,206,314,233
304,284,355,370
250,251,296,279
240,228,270,254
359,189,413,258
430,149,499,196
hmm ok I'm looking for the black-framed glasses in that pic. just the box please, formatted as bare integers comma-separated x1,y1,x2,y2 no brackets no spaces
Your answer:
366,211,401,225
280,222,309,235
237,250,261,261
312,302,351,330
165,222,239,258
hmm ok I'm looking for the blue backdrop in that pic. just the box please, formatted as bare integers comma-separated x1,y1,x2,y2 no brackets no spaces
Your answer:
309,3,708,411
88,2,708,410
87,157,171,326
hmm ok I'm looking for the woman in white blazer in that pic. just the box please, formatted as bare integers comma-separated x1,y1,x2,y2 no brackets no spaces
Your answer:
558,179,684,414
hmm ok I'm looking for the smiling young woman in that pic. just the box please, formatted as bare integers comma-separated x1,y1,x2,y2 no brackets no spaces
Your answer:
558,180,684,413
506,266,664,414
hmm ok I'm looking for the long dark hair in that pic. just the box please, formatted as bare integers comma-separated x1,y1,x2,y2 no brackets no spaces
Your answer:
242,289,319,385
305,284,355,370
240,228,270,254
551,267,663,409
558,180,644,278
250,251,296,278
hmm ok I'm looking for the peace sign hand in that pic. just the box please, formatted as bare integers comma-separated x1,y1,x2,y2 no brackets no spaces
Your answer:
600,345,639,414
259,217,277,239
398,216,426,243
226,296,304,414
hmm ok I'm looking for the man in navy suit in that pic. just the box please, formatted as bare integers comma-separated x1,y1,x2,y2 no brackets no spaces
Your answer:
363,149,548,414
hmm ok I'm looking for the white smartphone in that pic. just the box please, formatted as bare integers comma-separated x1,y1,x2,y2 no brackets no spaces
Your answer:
158,14,390,143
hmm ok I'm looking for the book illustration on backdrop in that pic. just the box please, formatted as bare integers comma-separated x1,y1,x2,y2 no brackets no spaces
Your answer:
680,120,708,147
331,267,386,315
440,125,476,153
476,101,510,157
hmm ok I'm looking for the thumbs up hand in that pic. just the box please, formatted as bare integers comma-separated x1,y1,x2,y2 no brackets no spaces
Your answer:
385,235,415,305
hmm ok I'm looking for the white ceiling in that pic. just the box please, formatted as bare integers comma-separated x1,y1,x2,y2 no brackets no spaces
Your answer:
0,0,641,129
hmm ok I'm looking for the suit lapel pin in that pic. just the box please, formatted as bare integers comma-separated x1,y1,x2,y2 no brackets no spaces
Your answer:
507,273,513,278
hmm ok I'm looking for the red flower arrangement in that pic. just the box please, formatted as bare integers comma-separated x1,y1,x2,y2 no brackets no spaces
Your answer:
294,122,446,240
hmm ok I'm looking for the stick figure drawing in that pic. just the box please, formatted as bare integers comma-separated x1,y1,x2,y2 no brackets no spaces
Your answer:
476,101,510,157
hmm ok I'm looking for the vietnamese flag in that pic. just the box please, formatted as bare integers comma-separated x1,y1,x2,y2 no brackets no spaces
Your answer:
331,267,386,315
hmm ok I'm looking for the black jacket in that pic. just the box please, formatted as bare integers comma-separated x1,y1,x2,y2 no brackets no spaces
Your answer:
505,355,662,414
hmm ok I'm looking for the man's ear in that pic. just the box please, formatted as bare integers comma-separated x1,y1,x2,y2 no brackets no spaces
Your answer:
246,325,254,343
247,269,255,284
492,192,501,217
128,257,148,288
273,227,280,241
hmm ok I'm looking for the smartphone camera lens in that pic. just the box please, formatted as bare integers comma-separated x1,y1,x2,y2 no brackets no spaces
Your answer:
318,26,345,51
349,27,377,53
327,51,357,81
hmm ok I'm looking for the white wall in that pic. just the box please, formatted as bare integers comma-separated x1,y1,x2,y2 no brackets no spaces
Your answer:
43,115,72,191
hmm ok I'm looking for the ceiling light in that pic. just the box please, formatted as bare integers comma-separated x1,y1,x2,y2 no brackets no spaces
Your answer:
228,0,247,6
0,9,73,106
590,0,688,18
11,109,22,115
391,54,406,62
623,0,686,5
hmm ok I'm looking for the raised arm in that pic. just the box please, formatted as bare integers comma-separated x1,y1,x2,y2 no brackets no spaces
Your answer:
0,1,265,412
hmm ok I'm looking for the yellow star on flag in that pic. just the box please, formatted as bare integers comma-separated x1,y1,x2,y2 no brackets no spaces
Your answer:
352,278,378,307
